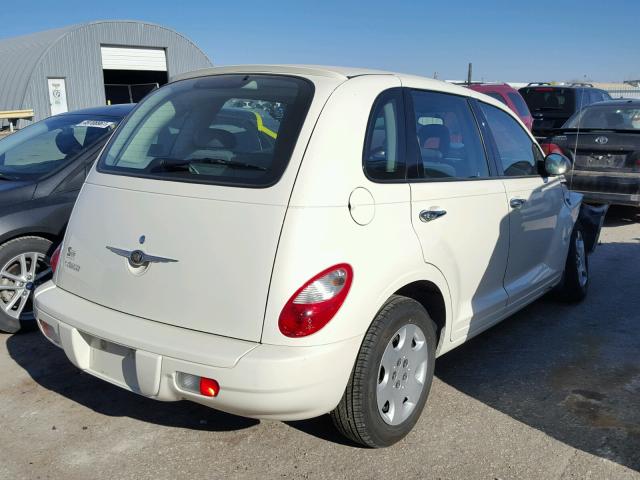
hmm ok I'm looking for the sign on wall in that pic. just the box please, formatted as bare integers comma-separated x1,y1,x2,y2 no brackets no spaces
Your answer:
48,78,68,115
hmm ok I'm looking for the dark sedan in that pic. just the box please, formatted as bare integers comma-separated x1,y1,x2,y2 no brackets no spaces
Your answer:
541,99,640,208
0,104,134,332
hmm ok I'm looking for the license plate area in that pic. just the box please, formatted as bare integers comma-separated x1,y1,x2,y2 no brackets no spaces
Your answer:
85,334,141,392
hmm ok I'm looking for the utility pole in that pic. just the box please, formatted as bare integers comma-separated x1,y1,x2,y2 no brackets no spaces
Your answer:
467,63,473,86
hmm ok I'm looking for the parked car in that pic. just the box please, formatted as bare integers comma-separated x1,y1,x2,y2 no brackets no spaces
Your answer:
466,83,533,131
519,83,611,140
540,99,640,208
0,104,134,333
34,66,602,448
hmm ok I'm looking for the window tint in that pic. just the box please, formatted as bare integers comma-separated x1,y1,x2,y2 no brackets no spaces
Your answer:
507,92,531,117
480,102,539,176
363,90,405,181
99,74,314,188
409,90,489,180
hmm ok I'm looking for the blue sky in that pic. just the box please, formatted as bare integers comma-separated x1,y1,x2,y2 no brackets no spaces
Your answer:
1,0,638,82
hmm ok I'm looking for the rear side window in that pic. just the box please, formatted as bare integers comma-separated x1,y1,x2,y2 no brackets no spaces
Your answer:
99,74,314,188
486,92,508,106
409,90,490,180
507,92,531,117
479,102,540,177
363,89,406,181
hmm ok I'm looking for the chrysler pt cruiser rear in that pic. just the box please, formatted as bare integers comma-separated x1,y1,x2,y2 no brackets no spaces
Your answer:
35,65,589,447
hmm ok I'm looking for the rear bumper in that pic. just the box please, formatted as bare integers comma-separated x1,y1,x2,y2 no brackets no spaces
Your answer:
33,283,361,421
570,171,640,207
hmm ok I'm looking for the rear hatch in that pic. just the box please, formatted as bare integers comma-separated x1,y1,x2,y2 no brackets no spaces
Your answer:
519,87,576,137
55,73,319,342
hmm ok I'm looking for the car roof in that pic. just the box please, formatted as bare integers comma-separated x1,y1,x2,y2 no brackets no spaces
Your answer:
172,64,394,82
169,64,521,127
53,104,136,118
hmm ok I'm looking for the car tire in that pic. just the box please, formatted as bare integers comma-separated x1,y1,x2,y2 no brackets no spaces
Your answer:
331,295,437,448
555,223,589,302
0,236,53,334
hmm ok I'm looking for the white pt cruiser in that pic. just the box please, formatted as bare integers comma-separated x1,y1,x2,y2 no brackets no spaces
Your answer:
34,65,598,447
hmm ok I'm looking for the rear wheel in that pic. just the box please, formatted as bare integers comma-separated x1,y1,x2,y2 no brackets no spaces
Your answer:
331,295,437,448
0,237,53,333
555,223,589,302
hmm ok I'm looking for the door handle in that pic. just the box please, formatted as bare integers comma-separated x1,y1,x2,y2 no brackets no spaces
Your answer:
510,198,527,209
419,209,447,222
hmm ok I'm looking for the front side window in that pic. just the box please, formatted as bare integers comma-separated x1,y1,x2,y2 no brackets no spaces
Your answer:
479,102,539,176
409,90,490,180
99,74,314,188
0,115,117,180
363,89,406,181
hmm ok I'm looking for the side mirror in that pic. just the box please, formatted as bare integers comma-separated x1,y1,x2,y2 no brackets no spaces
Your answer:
544,153,571,176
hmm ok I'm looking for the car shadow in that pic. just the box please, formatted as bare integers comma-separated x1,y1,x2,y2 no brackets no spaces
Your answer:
5,331,258,432
437,239,640,472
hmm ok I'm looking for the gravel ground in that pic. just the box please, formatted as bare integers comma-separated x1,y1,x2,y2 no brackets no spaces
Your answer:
1,207,639,480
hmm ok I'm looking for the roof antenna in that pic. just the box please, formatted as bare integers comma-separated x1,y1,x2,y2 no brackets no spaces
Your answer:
569,78,586,190
467,63,472,86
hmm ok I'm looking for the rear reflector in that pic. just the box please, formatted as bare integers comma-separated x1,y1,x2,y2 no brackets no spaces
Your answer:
38,319,61,346
176,372,220,397
199,378,220,397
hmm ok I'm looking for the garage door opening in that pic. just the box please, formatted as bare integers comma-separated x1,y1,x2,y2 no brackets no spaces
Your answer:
101,46,168,105
104,69,168,104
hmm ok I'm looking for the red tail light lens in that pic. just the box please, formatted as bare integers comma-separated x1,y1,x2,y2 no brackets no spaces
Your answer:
279,263,353,338
50,244,62,274
199,377,220,397
541,143,563,156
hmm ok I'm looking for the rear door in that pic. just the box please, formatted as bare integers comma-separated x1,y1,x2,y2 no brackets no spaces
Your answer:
406,89,510,341
477,101,566,306
56,74,322,342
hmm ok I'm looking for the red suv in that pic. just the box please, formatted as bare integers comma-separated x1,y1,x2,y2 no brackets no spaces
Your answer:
466,83,533,131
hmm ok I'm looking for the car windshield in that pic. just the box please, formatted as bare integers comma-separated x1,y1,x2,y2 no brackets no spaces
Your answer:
0,114,118,180
520,88,576,113
99,74,314,188
564,105,640,130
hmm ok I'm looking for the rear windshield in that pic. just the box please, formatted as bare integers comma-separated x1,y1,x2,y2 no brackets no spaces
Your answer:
98,74,314,188
565,105,640,130
519,88,575,113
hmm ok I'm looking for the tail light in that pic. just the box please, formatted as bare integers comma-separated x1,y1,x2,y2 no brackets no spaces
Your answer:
50,244,62,273
279,264,353,338
541,143,564,156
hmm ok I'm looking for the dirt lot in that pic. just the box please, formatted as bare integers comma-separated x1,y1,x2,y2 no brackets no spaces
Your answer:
1,208,639,480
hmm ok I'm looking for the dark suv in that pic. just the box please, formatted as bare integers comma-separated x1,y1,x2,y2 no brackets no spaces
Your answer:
519,83,611,140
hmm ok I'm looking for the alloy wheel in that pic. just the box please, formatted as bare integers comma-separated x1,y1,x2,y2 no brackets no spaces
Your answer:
0,252,51,320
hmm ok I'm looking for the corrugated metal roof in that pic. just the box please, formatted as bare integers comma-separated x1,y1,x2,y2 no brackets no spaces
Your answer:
0,25,75,111
0,21,212,121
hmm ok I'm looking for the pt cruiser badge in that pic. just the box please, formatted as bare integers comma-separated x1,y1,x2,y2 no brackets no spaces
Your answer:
106,246,178,267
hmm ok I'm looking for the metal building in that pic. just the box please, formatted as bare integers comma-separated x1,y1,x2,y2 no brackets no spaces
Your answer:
0,20,213,126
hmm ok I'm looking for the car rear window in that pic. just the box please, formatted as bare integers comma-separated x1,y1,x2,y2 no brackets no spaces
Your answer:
98,74,314,188
520,88,575,113
565,105,640,130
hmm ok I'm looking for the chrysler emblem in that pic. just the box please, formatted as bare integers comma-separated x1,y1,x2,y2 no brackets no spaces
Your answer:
594,136,608,145
106,246,178,267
